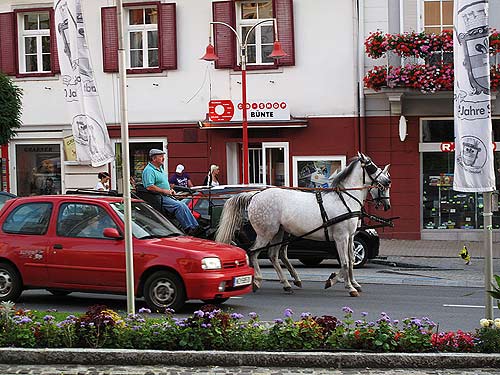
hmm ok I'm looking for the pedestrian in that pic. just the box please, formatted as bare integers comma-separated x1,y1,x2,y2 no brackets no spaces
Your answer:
203,164,220,187
142,149,201,235
95,172,110,191
169,164,194,188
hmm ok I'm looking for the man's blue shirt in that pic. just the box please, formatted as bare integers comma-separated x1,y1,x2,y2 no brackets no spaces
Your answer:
142,162,170,190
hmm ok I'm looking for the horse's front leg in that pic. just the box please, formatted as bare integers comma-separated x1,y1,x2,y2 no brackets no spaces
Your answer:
325,237,358,297
249,236,270,291
279,244,302,288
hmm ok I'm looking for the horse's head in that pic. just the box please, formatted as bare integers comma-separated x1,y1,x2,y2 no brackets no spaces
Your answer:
358,152,391,211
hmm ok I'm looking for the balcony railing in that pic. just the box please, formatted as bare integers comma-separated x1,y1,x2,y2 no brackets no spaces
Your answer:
364,30,500,93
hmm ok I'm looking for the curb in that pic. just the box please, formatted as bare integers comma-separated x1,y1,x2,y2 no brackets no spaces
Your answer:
1,349,500,369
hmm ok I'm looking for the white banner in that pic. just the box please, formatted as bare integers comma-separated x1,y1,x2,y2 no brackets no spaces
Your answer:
54,0,114,167
453,0,495,192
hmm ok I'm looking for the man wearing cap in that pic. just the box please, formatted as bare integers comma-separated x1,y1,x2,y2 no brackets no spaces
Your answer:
142,149,201,235
169,164,193,188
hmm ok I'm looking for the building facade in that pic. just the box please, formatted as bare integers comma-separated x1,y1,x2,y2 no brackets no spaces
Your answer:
1,0,500,241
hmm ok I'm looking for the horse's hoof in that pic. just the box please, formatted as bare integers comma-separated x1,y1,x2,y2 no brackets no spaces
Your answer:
294,280,303,288
283,286,293,294
355,286,362,292
252,283,261,293
349,290,359,297
324,279,333,289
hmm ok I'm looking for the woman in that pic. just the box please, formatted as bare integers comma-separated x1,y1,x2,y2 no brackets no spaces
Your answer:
203,164,220,187
95,172,110,191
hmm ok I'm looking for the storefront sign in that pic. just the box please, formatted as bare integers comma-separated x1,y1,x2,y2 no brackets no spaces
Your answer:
208,100,290,122
441,142,496,152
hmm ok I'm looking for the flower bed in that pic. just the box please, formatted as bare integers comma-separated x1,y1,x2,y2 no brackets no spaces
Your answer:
364,64,500,93
1,302,500,352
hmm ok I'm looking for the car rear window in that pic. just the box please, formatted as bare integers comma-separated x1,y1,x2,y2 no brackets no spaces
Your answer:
2,202,53,235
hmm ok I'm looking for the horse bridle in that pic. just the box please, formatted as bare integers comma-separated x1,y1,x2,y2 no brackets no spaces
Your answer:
360,158,391,208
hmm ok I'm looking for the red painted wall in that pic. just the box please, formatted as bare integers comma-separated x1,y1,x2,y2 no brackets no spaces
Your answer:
364,116,420,240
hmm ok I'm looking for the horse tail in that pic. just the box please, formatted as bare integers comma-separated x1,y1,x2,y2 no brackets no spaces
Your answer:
215,191,258,244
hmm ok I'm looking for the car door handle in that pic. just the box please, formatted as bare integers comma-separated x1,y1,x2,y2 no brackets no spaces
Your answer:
53,244,63,250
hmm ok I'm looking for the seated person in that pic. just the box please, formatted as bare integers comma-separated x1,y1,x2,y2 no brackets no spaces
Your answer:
142,149,201,236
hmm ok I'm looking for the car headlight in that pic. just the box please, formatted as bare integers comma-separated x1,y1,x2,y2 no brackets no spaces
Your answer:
245,253,250,266
201,257,221,270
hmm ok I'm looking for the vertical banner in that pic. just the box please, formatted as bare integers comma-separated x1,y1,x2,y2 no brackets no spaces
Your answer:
453,0,495,192
54,0,114,167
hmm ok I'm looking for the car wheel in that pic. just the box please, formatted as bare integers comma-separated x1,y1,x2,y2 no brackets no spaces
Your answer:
144,270,186,312
353,237,369,268
298,257,325,266
0,263,22,302
201,297,229,305
47,289,72,297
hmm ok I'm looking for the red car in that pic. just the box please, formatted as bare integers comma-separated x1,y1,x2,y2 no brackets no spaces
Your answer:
0,194,253,311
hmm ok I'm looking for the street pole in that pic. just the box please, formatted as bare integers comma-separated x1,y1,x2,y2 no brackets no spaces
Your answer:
483,191,494,319
240,46,249,184
117,0,135,314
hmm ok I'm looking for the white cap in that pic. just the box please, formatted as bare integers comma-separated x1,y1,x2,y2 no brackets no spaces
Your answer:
175,164,185,173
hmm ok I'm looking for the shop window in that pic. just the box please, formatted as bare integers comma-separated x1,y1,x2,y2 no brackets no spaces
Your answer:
421,119,500,230
15,144,61,197
115,141,163,192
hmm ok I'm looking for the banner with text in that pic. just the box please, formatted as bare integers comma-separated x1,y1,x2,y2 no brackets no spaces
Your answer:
208,100,290,122
54,0,114,167
453,0,495,192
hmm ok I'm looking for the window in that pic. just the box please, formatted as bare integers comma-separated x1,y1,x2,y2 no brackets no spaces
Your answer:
422,0,453,64
18,11,52,73
0,9,59,76
237,1,274,65
2,202,52,235
101,4,177,73
212,0,294,69
127,7,158,69
57,203,118,239
420,119,500,231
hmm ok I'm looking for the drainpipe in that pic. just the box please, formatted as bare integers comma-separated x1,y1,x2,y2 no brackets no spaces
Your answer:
357,0,366,153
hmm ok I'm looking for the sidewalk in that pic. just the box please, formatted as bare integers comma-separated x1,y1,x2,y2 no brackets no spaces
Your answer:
379,238,500,258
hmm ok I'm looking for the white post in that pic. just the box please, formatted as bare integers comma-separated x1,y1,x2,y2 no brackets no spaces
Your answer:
483,191,494,319
116,0,135,314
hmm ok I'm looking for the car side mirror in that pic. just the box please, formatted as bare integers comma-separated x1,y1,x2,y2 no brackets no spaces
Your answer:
103,228,123,239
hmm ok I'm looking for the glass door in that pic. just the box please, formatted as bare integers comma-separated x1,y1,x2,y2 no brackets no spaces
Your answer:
262,142,289,186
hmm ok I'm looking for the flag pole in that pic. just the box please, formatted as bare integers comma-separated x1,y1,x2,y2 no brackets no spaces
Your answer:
116,0,135,314
483,191,494,319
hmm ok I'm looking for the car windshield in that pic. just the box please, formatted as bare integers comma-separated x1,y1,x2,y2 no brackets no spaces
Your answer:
0,193,15,210
110,202,183,239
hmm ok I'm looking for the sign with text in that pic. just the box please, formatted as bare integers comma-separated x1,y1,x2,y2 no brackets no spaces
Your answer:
208,100,290,122
441,142,496,152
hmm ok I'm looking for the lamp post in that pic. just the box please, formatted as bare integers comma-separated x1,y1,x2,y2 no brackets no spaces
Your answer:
202,19,286,184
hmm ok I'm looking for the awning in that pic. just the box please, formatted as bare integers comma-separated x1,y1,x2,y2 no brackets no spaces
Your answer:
198,118,308,129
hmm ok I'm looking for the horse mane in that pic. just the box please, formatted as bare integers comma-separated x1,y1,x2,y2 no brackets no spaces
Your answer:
331,156,361,188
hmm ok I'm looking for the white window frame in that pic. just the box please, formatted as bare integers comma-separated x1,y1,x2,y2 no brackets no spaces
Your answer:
17,11,51,74
262,141,289,186
236,0,274,66
126,6,159,69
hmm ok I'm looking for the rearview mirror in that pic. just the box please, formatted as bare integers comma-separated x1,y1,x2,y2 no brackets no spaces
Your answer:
103,228,123,239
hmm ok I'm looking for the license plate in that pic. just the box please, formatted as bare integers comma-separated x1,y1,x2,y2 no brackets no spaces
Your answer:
233,275,252,287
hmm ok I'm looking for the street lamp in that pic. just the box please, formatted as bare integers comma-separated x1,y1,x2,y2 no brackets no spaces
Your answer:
202,19,286,184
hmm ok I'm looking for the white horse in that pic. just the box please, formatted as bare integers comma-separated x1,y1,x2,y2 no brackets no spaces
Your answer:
215,153,391,297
